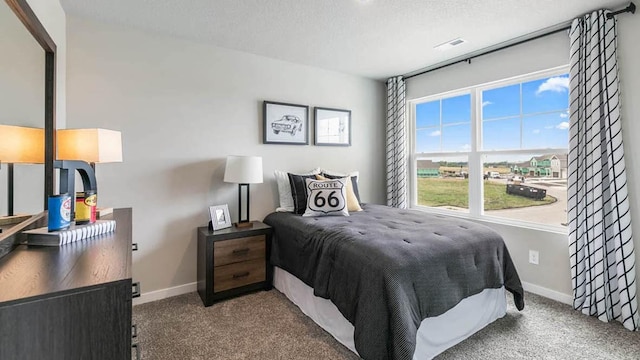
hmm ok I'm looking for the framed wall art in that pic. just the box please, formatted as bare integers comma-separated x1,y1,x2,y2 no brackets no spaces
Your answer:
263,101,309,145
209,204,232,231
314,107,351,146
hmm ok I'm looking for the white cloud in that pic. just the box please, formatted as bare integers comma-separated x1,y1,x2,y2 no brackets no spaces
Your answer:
560,113,568,118
533,129,541,134
429,130,441,136
544,125,554,129
556,121,570,130
482,101,493,107
461,144,471,151
536,76,569,95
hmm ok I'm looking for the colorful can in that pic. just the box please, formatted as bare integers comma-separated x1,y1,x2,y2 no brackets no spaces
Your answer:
48,194,72,231
75,190,97,225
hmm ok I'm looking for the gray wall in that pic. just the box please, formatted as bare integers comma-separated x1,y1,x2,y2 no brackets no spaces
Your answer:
66,16,387,295
408,17,640,304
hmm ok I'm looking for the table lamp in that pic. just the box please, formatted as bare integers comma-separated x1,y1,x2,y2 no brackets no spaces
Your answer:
56,128,123,217
0,125,44,218
223,155,263,228
57,128,123,167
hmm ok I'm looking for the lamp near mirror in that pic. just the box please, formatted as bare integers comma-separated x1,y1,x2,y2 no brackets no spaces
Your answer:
223,155,263,228
0,125,44,218
57,128,123,167
56,128,123,218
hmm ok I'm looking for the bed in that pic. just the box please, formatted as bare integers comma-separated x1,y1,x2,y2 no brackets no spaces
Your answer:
263,203,524,360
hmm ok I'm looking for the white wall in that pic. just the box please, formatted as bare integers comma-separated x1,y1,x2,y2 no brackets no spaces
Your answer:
408,16,640,305
66,17,387,295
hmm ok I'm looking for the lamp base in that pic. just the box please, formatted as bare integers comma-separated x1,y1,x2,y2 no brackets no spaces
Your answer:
234,221,253,229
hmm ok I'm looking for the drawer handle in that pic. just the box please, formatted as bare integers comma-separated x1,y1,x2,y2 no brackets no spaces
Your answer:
132,324,138,339
233,272,250,279
132,243,139,251
132,343,140,360
132,282,141,298
232,248,250,256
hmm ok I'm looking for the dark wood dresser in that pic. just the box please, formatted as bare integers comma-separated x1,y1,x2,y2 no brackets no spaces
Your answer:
0,208,138,360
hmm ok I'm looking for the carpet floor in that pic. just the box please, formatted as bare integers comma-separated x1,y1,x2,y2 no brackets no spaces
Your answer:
132,290,640,359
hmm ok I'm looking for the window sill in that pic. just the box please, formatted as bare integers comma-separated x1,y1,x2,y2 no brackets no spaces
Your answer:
411,205,569,235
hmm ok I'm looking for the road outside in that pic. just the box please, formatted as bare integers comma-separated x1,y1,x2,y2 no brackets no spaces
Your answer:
485,178,568,227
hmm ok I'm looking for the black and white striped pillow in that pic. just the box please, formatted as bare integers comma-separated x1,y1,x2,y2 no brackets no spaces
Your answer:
287,173,318,215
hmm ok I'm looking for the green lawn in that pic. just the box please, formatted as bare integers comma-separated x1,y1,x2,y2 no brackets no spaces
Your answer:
417,178,556,210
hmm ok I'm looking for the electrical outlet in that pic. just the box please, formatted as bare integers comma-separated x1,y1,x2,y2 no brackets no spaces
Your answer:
529,250,539,265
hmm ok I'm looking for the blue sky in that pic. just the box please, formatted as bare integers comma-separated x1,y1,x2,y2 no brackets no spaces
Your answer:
416,74,569,153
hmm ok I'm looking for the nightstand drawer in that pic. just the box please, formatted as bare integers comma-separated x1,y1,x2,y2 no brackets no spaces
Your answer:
214,235,265,266
213,258,266,292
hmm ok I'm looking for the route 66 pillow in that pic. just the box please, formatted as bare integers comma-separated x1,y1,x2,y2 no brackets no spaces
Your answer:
302,177,349,217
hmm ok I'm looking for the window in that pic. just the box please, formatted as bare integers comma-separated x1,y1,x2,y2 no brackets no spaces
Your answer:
411,67,569,230
415,93,471,212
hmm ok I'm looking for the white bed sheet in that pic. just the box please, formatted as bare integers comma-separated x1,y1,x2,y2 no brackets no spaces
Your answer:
274,266,507,359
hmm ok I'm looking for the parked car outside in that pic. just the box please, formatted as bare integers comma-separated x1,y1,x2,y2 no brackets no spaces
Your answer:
484,171,500,179
508,175,526,184
272,115,303,136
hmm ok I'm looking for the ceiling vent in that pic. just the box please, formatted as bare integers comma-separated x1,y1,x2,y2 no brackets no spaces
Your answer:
434,38,466,51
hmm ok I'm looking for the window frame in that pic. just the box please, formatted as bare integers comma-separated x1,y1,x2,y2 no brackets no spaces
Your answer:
409,65,570,234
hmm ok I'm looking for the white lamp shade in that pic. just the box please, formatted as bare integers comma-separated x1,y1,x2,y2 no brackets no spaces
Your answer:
57,128,123,163
0,125,44,163
224,156,263,184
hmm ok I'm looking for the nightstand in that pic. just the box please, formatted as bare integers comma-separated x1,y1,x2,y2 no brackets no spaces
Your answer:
197,221,273,306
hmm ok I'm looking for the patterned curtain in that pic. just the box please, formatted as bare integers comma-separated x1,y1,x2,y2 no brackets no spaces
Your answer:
568,10,639,331
386,76,407,208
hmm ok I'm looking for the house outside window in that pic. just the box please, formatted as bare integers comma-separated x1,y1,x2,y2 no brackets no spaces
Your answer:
410,66,569,231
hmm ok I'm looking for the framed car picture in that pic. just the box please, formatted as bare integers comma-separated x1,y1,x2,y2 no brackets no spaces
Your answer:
314,107,351,146
263,101,309,145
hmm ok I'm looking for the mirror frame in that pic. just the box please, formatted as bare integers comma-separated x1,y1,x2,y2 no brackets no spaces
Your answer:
5,0,56,208
0,0,56,256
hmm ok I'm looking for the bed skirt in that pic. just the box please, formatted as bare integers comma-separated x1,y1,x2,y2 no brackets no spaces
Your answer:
273,266,507,359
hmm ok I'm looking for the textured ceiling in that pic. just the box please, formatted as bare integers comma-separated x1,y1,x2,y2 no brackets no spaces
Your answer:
60,0,627,80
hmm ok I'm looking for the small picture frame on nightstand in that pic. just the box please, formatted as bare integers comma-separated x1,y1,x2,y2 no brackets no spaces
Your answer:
209,204,232,231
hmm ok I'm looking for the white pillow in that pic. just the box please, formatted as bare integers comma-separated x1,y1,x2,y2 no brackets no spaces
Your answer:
275,168,320,212
303,177,349,217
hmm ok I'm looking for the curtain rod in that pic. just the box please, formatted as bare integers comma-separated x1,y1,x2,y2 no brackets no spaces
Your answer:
401,2,636,81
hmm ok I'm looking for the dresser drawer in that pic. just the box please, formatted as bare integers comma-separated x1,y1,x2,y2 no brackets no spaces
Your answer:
214,235,265,266
213,258,266,292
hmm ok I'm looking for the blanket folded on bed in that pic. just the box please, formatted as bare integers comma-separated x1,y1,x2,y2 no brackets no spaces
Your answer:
264,204,524,360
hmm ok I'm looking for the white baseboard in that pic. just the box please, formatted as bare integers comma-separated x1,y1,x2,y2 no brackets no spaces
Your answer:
522,281,572,305
131,280,573,307
133,282,197,306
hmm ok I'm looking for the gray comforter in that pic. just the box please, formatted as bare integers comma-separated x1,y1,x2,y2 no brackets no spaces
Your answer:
264,204,524,360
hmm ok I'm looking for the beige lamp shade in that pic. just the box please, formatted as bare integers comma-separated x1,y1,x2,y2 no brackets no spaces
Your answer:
0,125,44,163
224,156,263,184
57,128,123,163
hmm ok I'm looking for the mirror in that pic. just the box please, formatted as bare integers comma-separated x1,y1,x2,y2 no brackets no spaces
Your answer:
0,0,56,249
0,0,45,216
0,0,56,253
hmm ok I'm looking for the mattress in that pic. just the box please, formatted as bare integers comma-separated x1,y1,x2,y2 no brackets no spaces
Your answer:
274,267,507,359
264,204,524,359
